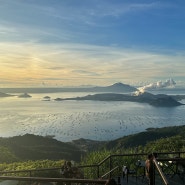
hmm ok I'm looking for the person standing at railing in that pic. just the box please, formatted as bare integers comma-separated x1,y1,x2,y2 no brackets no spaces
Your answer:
145,154,155,185
60,161,73,178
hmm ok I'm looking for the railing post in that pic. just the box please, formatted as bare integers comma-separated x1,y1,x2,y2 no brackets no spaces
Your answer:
153,163,155,185
29,170,32,185
153,157,169,185
109,155,112,178
178,151,180,158
97,165,100,178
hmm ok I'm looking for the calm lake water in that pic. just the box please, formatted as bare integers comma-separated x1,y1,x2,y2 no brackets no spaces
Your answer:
0,90,185,142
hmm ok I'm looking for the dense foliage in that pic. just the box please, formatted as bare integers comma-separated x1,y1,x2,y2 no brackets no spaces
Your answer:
81,135,185,165
0,134,84,162
80,135,185,178
0,160,65,178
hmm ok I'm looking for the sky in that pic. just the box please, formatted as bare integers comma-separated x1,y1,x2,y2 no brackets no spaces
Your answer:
0,0,185,87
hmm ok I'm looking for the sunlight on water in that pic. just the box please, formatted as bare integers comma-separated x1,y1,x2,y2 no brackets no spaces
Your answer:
0,92,185,142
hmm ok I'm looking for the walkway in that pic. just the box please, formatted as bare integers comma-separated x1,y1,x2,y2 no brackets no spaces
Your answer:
0,181,18,185
118,175,184,185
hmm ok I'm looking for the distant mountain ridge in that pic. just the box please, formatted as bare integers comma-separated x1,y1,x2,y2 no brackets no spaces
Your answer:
92,82,137,92
0,82,137,93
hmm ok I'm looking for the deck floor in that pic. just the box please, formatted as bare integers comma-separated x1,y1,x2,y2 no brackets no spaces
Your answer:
117,174,184,185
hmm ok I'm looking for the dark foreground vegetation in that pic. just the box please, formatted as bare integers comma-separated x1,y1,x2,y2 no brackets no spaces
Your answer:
0,125,184,175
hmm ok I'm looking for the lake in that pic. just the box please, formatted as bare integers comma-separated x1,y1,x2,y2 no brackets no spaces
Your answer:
0,90,185,142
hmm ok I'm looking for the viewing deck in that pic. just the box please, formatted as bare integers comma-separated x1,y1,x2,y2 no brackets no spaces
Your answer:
0,151,184,185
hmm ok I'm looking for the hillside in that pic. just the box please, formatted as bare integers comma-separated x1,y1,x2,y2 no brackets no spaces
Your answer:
0,134,84,162
0,125,185,163
104,125,185,150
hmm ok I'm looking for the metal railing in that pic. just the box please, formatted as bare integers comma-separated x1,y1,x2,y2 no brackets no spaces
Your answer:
0,176,107,184
153,157,169,185
0,167,60,176
0,151,184,184
101,166,119,179
95,151,185,178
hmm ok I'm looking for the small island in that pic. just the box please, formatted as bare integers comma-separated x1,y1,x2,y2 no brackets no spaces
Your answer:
18,93,32,98
42,96,51,101
0,92,14,97
54,92,184,107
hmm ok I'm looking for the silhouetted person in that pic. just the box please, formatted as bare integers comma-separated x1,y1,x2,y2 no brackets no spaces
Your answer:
72,166,84,179
145,154,154,185
58,161,73,185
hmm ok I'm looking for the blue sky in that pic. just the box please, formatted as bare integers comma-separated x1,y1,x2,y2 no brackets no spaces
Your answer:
0,0,185,87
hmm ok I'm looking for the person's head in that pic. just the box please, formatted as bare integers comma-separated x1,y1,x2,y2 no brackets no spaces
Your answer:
64,161,67,165
148,153,154,160
66,161,72,167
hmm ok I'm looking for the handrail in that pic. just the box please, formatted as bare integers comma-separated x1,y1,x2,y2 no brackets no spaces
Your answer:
97,151,185,169
0,176,107,184
153,157,169,185
0,151,184,181
96,152,185,177
101,166,119,179
0,164,99,175
98,153,149,166
157,157,185,162
0,167,61,175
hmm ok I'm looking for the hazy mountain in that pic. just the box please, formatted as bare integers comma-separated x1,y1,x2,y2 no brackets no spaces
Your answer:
92,82,137,92
0,83,137,93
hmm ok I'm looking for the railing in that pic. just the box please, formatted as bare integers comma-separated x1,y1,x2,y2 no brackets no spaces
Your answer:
0,151,184,184
95,151,185,178
153,157,169,185
101,166,119,178
0,167,61,177
0,176,107,184
95,153,148,178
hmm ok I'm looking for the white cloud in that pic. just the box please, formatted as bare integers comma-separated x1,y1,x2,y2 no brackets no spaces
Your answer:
138,79,176,92
0,41,185,87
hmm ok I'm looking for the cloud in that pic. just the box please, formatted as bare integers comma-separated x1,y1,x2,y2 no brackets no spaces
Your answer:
72,70,100,76
96,1,162,18
138,79,176,92
0,41,185,87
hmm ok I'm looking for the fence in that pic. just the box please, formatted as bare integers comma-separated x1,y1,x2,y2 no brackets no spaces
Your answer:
0,151,184,185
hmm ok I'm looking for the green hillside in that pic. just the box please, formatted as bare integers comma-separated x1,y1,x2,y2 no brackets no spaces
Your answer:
104,125,185,150
0,134,85,163
0,125,185,163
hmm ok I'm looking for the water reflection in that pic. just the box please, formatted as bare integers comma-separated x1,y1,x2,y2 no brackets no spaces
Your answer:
0,92,184,142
